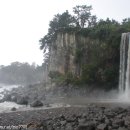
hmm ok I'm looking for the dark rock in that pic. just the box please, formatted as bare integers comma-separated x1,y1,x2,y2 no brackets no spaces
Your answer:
77,123,89,130
100,107,106,110
124,116,130,126
27,121,47,130
60,120,67,126
45,104,51,107
78,118,86,124
97,123,107,130
4,94,12,101
105,118,112,126
65,123,73,130
17,96,28,105
113,107,127,114
78,121,96,130
113,119,124,127
105,112,115,118
11,107,17,111
97,117,105,123
30,100,43,107
47,125,54,130
108,126,112,130
59,114,65,120
82,113,87,118
112,123,119,129
11,95,17,102
118,127,128,130
66,116,76,123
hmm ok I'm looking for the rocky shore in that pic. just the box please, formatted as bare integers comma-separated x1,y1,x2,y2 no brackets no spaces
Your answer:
0,83,128,129
1,83,118,107
0,104,130,130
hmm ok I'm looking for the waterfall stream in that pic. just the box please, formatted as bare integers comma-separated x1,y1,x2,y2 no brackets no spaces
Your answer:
119,32,130,100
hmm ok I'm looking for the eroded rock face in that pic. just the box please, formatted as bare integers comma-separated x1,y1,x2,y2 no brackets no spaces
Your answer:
49,33,76,75
49,32,91,76
49,32,102,78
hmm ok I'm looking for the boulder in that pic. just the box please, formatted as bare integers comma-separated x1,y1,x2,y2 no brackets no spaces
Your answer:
3,94,12,101
30,100,43,107
97,123,107,130
16,96,28,105
11,107,17,111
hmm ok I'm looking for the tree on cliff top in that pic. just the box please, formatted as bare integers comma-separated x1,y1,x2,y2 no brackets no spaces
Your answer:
39,5,95,54
39,10,74,53
73,5,96,28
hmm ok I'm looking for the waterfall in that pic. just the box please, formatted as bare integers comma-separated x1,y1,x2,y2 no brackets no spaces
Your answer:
119,32,130,99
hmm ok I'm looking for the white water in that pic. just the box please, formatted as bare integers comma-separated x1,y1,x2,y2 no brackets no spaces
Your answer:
119,32,130,101
0,84,25,112
0,84,20,99
0,84,71,113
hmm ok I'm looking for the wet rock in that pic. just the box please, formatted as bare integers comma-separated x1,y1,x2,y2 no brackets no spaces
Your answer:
97,123,107,130
30,100,43,107
124,116,130,126
60,120,67,126
59,114,66,120
45,103,51,107
16,96,28,105
65,123,73,130
113,118,124,127
105,112,115,118
4,94,12,101
112,123,119,129
113,107,127,114
78,118,86,125
108,126,112,130
47,125,54,130
66,116,76,123
11,95,17,102
105,118,112,126
118,127,128,130
11,107,17,111
27,121,47,130
77,121,96,130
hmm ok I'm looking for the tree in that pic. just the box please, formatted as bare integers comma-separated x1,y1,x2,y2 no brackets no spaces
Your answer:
39,10,74,53
49,10,74,32
73,5,93,28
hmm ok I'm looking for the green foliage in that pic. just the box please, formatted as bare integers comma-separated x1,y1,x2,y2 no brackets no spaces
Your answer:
48,71,64,83
81,64,98,84
48,71,82,85
48,71,62,79
73,5,96,28
39,10,74,53
49,11,75,31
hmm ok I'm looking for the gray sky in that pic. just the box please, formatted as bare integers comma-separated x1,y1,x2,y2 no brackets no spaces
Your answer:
0,0,130,65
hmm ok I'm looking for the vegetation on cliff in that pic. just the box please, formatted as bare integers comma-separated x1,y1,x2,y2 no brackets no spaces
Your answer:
39,5,130,88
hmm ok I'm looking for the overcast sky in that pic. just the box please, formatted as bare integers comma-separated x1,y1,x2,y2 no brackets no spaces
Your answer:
0,0,130,65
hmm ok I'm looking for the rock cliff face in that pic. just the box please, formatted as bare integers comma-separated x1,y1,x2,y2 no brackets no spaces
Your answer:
48,32,91,76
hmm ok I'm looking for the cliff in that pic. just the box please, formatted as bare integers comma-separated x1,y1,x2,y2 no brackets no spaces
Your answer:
49,31,99,77
47,29,119,86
